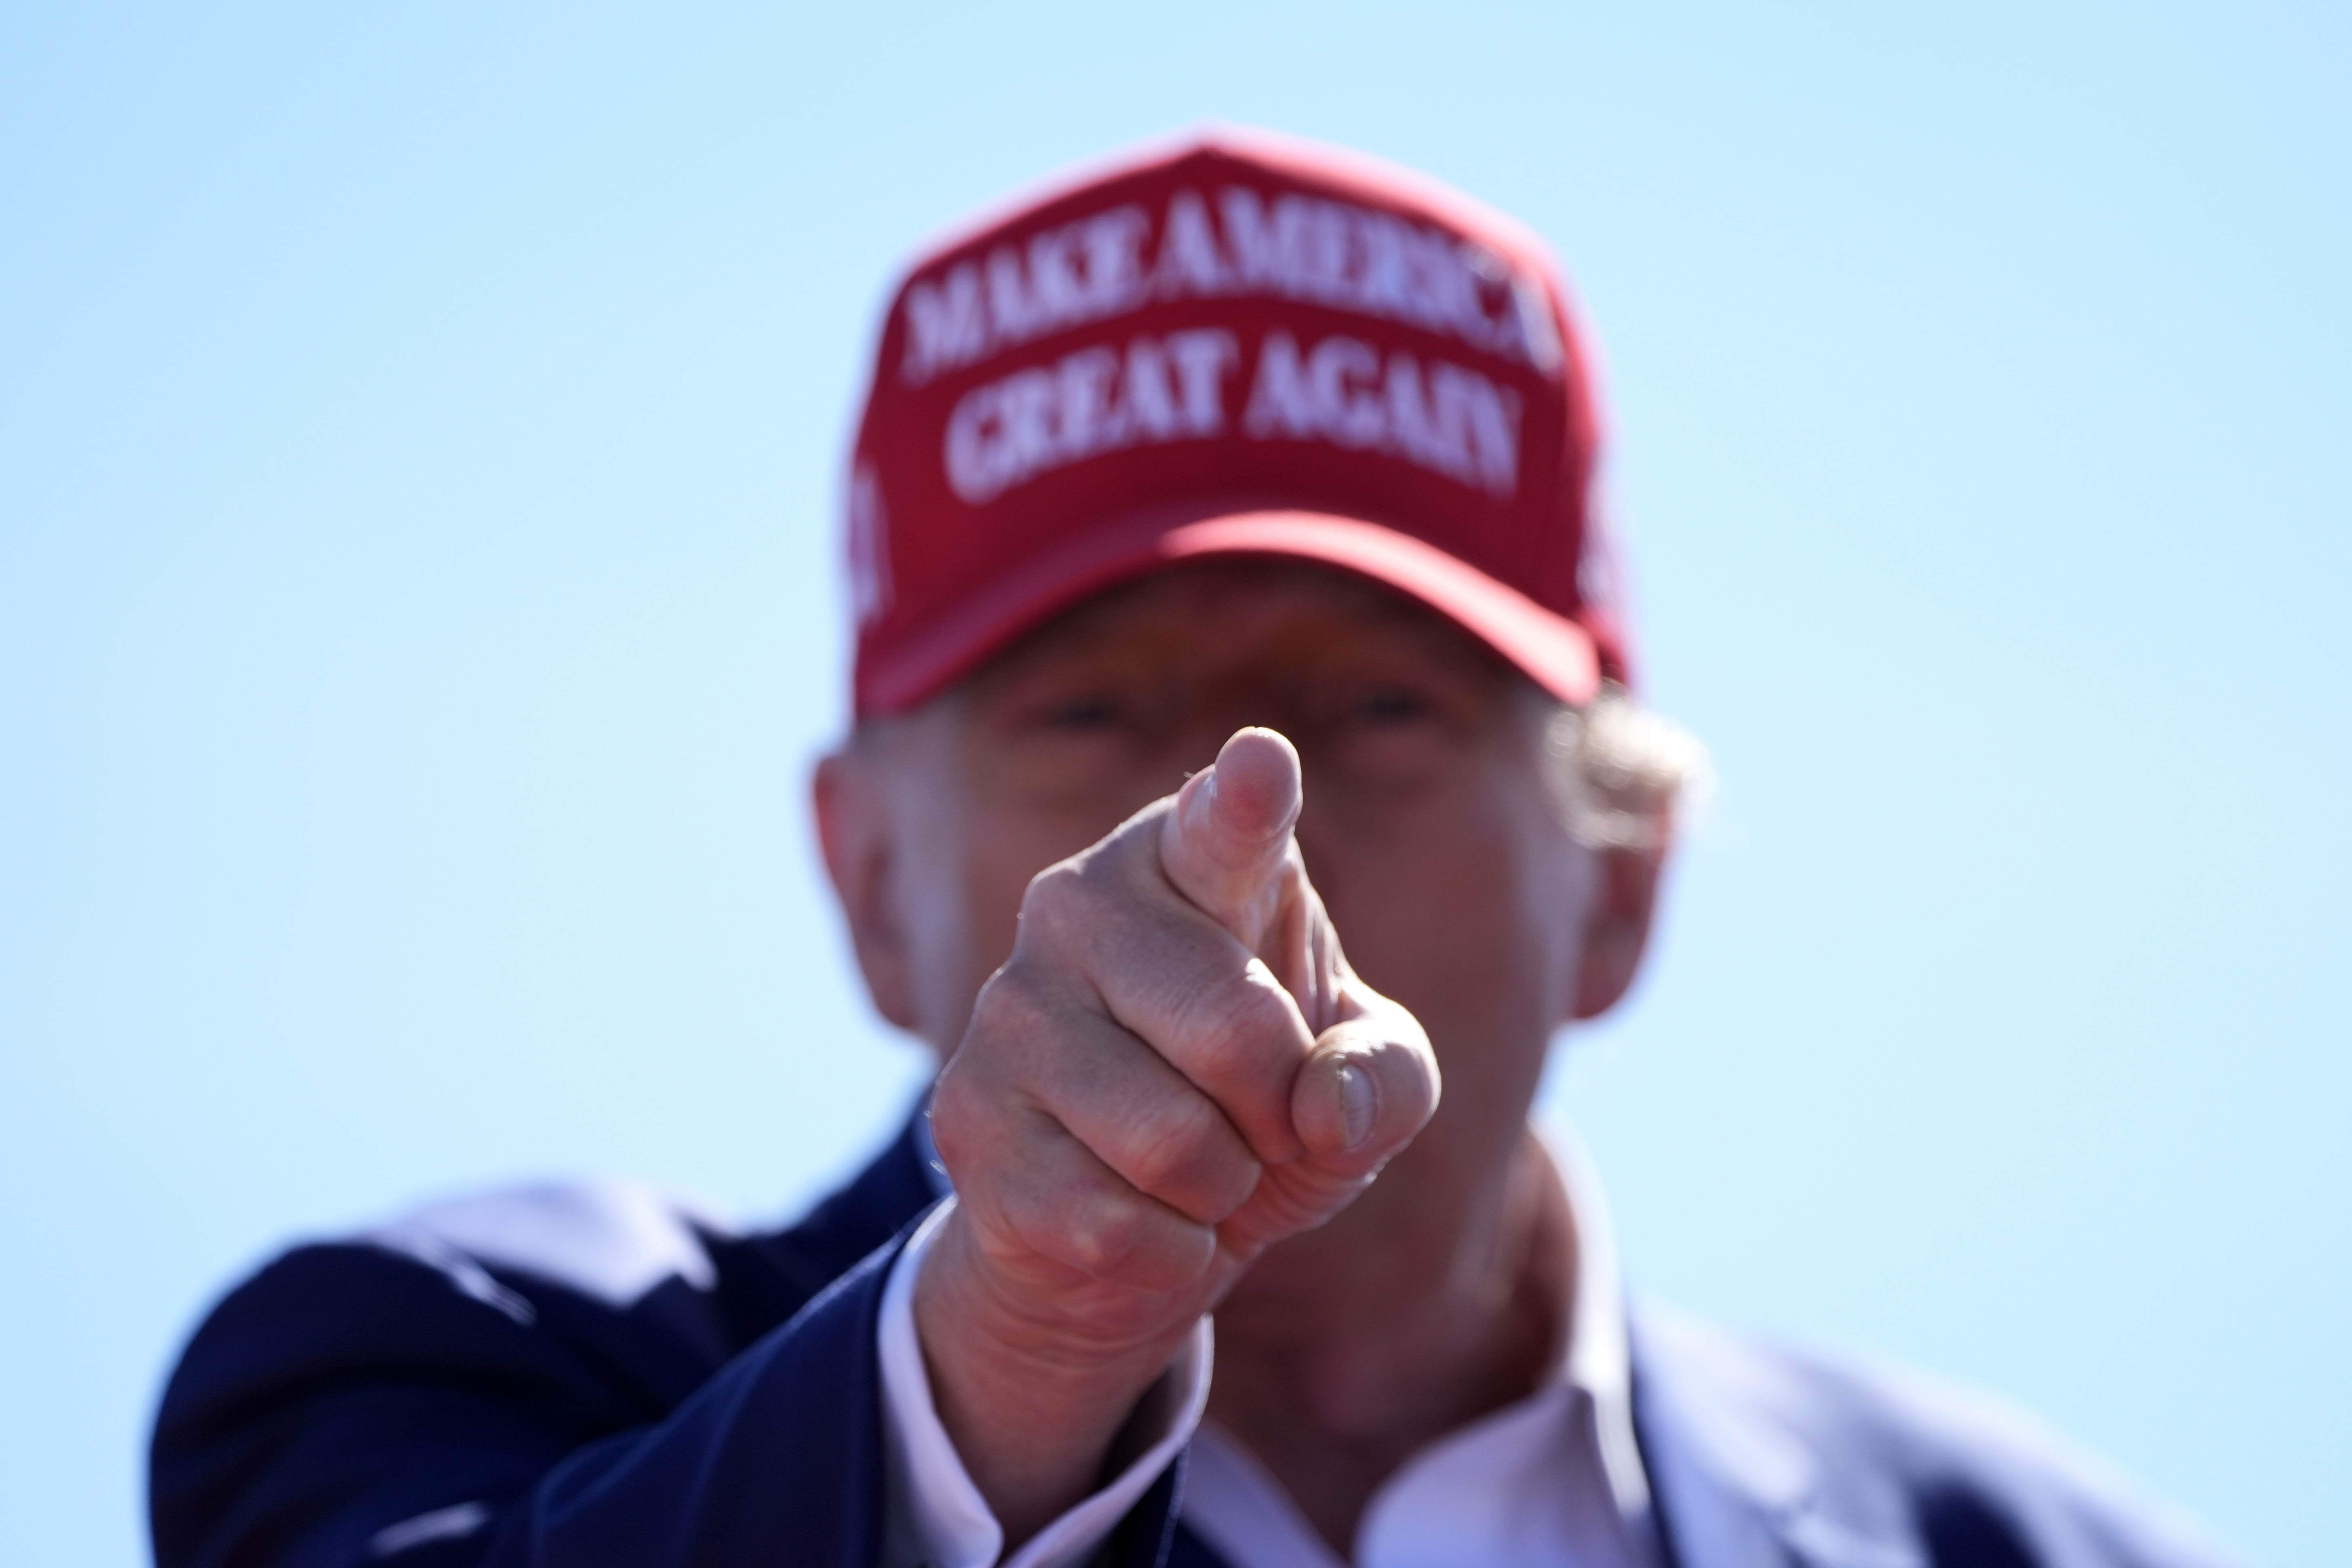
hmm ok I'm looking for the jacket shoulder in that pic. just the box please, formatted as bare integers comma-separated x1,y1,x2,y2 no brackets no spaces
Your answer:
1631,1305,2245,1568
166,1112,938,1408
151,1117,938,1566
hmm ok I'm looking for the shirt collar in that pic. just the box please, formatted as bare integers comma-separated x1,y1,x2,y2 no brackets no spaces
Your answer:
1539,1117,1657,1538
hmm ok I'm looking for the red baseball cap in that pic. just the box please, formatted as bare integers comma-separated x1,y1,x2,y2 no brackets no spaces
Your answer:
845,126,1632,718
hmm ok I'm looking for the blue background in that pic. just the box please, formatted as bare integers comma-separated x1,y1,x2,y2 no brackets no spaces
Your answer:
3,3,2343,1564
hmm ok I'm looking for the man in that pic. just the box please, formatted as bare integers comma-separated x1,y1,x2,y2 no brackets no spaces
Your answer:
152,130,2236,1568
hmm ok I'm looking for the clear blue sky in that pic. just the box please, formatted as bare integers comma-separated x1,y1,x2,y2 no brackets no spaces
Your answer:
2,3,2344,1564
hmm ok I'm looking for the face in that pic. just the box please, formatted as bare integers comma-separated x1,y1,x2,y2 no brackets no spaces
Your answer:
817,560,1662,1239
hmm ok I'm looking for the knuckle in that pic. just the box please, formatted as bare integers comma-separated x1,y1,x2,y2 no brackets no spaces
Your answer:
1019,858,1085,915
925,1063,1018,1186
1123,1093,1222,1191
967,965,1050,1042
1174,966,1299,1081
1018,860,1121,953
1058,1191,1156,1280
924,1090,978,1184
1131,1098,1259,1218
929,1042,983,1111
929,1062,976,1129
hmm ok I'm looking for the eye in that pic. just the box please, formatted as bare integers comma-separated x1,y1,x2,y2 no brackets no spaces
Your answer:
1293,674,1473,794
1003,686,1163,743
1316,682,1444,733
1039,693,1129,731
1357,687,1434,724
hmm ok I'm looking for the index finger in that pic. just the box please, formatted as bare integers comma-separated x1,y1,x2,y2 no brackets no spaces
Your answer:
1159,727,1345,1035
1157,727,1302,953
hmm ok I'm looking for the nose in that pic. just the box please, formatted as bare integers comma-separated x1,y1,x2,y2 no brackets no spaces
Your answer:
1168,687,1299,791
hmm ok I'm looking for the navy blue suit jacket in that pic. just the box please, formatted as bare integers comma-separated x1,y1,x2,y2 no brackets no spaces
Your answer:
152,1117,2236,1568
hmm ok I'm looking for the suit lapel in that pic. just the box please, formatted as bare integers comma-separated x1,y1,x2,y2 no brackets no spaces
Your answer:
1632,1308,1923,1568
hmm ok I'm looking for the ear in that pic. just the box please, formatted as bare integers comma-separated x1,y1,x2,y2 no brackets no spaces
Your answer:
812,747,921,1033
1570,838,1666,1021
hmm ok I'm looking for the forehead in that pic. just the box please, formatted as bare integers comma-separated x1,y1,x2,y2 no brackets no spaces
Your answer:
963,558,1513,694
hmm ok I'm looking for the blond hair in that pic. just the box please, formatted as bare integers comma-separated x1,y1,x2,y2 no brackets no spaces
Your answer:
1537,683,1713,852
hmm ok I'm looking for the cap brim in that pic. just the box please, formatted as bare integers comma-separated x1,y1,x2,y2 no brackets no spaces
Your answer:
857,506,1601,717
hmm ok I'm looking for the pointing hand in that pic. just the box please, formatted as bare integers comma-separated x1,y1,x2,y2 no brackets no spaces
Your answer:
917,727,1440,1541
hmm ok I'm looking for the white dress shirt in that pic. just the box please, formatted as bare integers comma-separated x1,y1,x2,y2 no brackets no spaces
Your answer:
878,1126,1658,1568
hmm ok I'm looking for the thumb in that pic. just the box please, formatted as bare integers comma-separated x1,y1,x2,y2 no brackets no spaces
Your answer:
1158,728,1304,951
1290,1007,1441,1170
1216,1002,1443,1260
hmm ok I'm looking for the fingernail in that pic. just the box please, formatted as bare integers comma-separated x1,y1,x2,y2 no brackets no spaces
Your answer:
1333,1062,1376,1151
1183,768,1218,832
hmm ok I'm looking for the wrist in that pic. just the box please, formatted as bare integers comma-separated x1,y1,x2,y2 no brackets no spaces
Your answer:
914,1206,1203,1547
